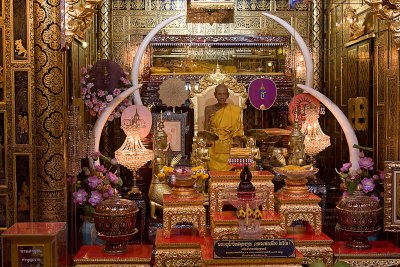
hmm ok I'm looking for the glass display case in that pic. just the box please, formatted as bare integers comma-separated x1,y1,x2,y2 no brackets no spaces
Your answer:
150,35,289,75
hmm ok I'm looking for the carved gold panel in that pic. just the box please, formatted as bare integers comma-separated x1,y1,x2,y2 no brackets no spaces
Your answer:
0,112,6,188
0,26,4,102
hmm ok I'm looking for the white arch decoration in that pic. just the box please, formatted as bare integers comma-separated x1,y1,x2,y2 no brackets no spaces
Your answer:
92,12,360,171
262,12,313,88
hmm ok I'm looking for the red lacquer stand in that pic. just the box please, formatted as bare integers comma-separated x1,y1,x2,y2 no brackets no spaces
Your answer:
73,245,152,266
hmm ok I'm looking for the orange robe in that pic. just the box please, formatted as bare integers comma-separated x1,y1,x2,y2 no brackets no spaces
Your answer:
208,104,243,171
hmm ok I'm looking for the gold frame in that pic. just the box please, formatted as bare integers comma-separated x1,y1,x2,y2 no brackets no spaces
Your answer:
0,111,6,188
0,193,7,230
13,153,32,222
188,73,247,136
384,161,400,232
10,0,30,63
0,25,5,103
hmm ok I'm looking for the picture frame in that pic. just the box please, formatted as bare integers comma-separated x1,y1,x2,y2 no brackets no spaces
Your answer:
151,111,189,157
384,161,400,232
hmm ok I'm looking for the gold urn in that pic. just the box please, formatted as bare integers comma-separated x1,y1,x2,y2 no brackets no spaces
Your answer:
335,189,381,250
94,193,138,254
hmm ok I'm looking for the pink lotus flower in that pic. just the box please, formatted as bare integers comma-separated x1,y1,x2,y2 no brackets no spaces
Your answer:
73,189,87,205
88,191,103,206
88,176,102,189
359,157,374,170
361,177,375,193
95,165,107,173
340,162,352,172
107,172,119,184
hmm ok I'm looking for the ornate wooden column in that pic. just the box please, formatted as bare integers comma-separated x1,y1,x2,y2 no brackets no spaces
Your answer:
312,0,323,90
98,0,112,59
33,0,66,221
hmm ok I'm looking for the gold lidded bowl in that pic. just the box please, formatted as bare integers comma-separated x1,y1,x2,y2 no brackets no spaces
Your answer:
169,167,199,198
94,192,138,254
273,165,318,198
335,188,381,250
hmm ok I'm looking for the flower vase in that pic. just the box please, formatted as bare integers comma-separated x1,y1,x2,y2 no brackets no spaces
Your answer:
81,215,99,245
196,178,206,194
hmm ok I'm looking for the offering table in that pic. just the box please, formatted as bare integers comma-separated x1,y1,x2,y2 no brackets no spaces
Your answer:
275,191,322,235
209,170,274,215
162,194,206,238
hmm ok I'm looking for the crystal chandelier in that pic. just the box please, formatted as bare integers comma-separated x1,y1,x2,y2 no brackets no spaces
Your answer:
300,105,331,157
115,107,153,195
66,103,95,176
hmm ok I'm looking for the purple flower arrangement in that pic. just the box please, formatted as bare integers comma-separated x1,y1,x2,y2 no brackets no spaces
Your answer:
80,65,132,121
336,151,384,205
70,152,123,215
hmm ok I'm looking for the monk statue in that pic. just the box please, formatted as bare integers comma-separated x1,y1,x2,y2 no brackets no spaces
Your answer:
204,84,243,171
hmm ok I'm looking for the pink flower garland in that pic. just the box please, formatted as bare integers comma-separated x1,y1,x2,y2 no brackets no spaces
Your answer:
80,65,132,121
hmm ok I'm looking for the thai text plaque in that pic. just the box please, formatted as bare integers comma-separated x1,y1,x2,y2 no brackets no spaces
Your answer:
213,239,295,258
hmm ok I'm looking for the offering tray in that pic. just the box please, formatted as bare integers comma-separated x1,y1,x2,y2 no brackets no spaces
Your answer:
225,187,268,239
273,165,319,198
225,187,267,210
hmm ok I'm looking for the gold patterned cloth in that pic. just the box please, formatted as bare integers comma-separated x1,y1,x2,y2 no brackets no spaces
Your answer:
208,104,243,171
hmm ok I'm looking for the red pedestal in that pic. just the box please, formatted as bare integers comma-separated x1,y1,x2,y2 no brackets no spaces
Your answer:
2,222,67,267
73,245,152,266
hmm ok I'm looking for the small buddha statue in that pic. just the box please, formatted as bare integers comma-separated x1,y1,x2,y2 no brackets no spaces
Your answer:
287,111,306,166
237,166,255,198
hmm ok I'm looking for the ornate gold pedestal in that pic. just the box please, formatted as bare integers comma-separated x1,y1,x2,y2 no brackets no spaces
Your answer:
287,232,333,267
211,211,286,239
154,229,204,267
209,171,274,215
332,241,400,267
163,194,206,238
275,192,322,235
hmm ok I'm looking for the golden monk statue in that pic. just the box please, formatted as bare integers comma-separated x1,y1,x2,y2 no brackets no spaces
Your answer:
204,84,243,171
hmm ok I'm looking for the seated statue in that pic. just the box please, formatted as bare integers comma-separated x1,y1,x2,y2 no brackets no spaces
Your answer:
204,84,243,171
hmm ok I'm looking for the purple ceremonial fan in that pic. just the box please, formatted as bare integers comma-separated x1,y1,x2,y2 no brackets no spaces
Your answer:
248,78,277,110
89,59,124,95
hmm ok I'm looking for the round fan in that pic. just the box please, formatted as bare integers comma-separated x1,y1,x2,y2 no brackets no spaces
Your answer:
158,78,187,107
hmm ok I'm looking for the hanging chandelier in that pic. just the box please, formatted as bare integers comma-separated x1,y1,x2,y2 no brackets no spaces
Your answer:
115,108,153,172
300,105,331,157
